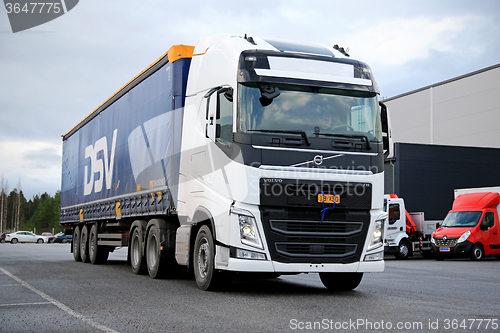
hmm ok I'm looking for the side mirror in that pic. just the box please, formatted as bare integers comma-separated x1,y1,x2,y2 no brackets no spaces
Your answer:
435,222,441,229
380,101,393,159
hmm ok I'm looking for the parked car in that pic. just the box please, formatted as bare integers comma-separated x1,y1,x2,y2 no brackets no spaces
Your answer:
53,232,72,243
5,231,46,244
41,232,55,243
0,233,7,243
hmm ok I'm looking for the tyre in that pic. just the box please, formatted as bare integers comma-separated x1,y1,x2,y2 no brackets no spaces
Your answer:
37,238,44,244
470,243,484,261
394,240,410,260
193,225,227,291
319,272,363,291
73,226,81,262
495,254,500,260
130,226,146,274
11,238,18,244
89,224,109,264
80,224,90,263
145,224,166,279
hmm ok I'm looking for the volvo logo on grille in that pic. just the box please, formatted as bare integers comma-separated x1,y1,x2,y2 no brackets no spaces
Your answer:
313,155,323,165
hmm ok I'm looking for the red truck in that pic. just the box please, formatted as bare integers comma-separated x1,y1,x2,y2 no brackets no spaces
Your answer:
431,187,500,260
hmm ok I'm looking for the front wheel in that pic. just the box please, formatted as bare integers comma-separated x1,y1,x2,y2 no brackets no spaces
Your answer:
193,226,227,291
37,239,44,244
319,272,363,291
395,240,411,260
471,243,484,261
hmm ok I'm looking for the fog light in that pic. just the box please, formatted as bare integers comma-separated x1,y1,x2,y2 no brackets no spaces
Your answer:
236,248,266,260
364,251,384,261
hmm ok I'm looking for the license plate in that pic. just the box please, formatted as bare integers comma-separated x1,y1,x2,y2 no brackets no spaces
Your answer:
439,247,450,252
318,194,340,204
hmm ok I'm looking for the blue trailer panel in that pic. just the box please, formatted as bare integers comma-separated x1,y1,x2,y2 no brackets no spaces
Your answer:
60,51,191,224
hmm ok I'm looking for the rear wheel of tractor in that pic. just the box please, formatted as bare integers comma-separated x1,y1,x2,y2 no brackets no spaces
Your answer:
73,226,81,261
471,243,484,261
130,226,146,274
395,240,411,260
319,272,363,291
193,225,227,291
146,224,166,279
80,224,90,263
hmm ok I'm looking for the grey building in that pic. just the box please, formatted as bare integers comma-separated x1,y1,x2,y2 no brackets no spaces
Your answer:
382,64,500,219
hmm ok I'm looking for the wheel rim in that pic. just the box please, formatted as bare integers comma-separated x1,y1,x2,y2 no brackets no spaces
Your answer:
147,234,158,268
90,232,96,258
131,234,140,267
197,239,209,279
474,247,482,259
400,244,409,257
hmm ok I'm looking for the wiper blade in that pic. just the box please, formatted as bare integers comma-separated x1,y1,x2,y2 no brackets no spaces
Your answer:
315,133,372,150
248,129,311,146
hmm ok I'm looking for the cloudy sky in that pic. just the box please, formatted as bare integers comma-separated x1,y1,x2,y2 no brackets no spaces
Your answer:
1,0,499,199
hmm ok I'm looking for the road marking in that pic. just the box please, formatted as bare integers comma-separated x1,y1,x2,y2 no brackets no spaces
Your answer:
0,284,22,286
0,266,120,333
0,301,52,307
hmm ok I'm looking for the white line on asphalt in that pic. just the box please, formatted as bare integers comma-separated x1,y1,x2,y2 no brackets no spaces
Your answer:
0,284,22,286
0,301,52,307
0,266,120,333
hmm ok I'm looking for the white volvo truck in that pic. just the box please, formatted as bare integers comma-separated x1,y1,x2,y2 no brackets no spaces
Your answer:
60,34,390,291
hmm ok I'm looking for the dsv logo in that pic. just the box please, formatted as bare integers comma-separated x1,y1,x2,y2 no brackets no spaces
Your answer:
84,129,117,196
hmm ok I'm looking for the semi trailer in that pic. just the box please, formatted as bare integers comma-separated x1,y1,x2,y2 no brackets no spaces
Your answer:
60,34,391,290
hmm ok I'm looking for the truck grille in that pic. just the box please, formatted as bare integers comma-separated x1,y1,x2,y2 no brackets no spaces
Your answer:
434,237,458,247
260,207,370,264
275,243,358,257
259,179,372,264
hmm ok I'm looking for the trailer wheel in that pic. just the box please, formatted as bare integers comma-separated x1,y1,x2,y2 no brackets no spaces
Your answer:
193,225,226,291
319,272,363,291
130,226,146,274
73,226,81,262
470,243,484,261
395,240,410,260
89,224,109,264
80,224,90,263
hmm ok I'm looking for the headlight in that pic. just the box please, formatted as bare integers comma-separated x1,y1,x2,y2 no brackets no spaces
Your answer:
431,236,436,245
368,216,385,250
231,207,263,250
457,230,471,243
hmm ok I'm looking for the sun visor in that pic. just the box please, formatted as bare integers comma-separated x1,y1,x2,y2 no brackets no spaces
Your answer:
255,57,372,86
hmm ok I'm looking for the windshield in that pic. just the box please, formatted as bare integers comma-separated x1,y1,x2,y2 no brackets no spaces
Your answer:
441,211,482,228
237,83,382,142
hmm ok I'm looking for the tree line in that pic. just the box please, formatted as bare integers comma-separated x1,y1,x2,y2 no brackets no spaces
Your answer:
0,178,61,234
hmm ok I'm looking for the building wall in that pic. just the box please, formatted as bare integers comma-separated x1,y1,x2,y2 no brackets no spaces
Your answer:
383,64,500,149
386,143,500,220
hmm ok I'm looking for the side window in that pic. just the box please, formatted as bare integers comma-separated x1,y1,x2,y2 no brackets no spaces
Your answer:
388,203,400,225
482,212,495,229
217,88,233,144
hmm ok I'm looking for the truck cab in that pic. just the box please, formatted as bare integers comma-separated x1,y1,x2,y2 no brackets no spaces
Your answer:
432,191,500,260
384,196,409,258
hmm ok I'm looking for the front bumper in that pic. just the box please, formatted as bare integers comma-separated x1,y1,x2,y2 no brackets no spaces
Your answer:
431,240,473,256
